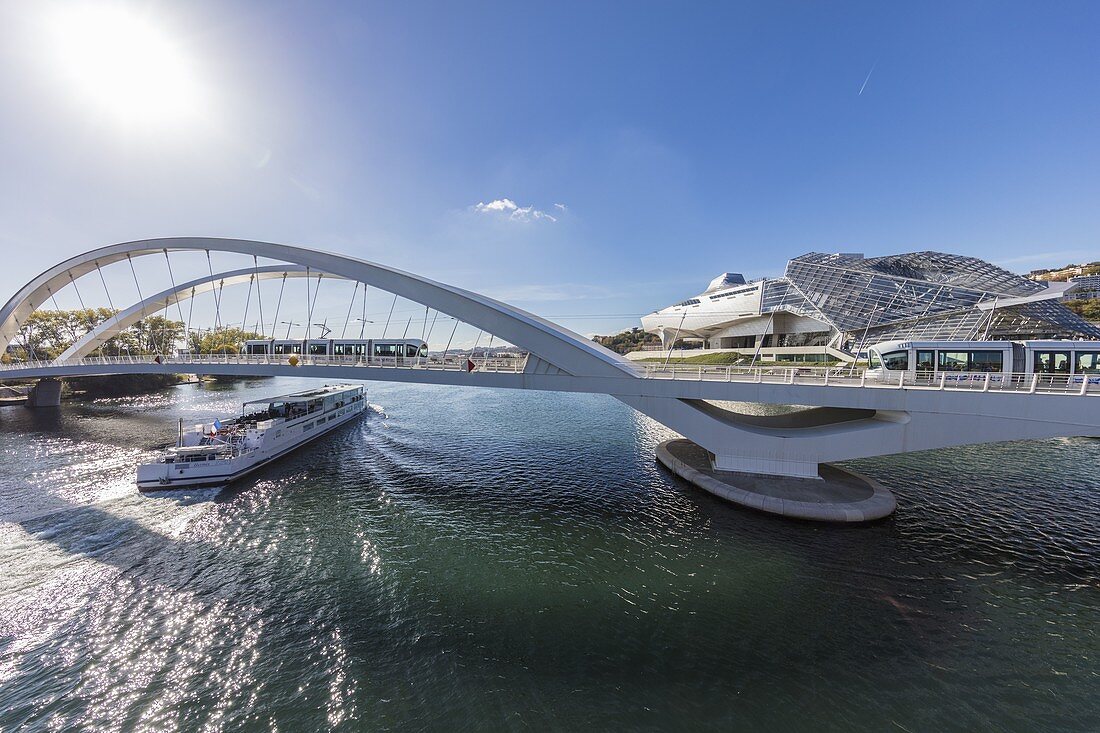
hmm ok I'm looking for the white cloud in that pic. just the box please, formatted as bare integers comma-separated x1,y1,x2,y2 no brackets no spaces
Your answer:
553,203,567,211
472,198,559,223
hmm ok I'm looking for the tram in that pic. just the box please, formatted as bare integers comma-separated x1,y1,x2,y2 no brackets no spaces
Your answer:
865,339,1100,381
241,337,429,360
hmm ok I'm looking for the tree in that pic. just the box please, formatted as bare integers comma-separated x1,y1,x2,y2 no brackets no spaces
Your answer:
10,308,185,360
191,327,266,354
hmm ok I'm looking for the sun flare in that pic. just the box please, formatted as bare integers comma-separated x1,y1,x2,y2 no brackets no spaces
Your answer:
45,3,204,128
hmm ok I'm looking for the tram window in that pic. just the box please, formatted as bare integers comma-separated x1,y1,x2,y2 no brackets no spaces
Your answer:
916,350,935,372
1034,351,1070,374
374,343,397,357
881,350,909,370
938,351,968,371
309,343,328,355
406,345,418,357
420,344,429,358
969,351,1004,373
1075,351,1100,374
246,344,268,355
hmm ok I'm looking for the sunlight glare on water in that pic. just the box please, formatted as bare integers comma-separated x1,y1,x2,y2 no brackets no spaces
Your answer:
0,377,1097,731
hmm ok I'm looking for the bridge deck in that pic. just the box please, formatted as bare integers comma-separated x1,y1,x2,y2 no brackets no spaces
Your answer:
1,354,1098,399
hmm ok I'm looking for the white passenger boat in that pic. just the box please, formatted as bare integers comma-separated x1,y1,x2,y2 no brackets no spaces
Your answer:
137,384,366,490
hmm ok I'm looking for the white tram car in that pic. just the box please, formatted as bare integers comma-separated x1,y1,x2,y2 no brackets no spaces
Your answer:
241,338,428,360
866,339,1100,382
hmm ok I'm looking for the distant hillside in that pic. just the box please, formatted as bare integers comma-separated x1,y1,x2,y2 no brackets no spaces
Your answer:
1028,261,1100,282
592,327,660,354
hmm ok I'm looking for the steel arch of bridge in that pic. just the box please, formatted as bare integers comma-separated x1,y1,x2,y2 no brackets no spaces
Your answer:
0,237,634,379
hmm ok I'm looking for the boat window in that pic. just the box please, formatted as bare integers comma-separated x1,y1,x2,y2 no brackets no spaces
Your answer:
1075,351,1100,374
916,350,935,372
1034,351,1071,374
881,350,909,371
938,351,968,371
969,351,1004,373
868,351,881,369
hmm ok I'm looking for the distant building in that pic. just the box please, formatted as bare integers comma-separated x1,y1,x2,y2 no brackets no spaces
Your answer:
640,251,1100,362
1067,274,1100,300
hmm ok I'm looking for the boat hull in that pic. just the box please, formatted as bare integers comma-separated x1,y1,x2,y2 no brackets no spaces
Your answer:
137,398,366,490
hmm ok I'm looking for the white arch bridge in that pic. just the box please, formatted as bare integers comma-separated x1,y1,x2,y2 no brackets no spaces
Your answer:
1,238,1097,512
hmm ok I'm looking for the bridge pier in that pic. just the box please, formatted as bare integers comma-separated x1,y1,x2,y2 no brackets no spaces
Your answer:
656,439,896,522
26,378,62,408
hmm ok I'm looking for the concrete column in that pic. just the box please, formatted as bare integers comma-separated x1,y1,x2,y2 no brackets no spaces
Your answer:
27,378,62,408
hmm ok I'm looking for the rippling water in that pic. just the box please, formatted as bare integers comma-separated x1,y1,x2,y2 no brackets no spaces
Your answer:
0,377,1097,731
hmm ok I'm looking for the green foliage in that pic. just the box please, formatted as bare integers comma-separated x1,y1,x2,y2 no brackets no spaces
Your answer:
639,352,747,364
1065,298,1100,322
593,327,661,354
12,308,184,360
189,327,266,354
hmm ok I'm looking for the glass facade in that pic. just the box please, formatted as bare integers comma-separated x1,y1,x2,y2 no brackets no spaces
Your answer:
778,252,1100,346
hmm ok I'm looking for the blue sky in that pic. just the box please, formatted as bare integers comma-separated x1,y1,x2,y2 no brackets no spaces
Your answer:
1,0,1098,339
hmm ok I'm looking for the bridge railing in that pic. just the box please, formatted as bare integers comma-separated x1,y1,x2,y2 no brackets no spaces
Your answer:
0,353,531,374
637,363,1100,396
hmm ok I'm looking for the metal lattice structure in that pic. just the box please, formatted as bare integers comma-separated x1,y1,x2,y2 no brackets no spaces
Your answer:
642,250,1100,354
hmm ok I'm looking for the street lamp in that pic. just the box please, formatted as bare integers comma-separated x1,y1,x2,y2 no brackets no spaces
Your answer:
281,321,301,339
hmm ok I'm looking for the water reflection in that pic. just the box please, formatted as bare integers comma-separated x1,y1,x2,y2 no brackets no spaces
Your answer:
0,378,1096,731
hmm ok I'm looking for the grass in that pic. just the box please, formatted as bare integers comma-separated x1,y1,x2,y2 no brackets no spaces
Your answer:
638,352,844,367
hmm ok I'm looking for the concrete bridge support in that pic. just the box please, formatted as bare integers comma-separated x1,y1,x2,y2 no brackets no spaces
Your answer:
26,378,62,408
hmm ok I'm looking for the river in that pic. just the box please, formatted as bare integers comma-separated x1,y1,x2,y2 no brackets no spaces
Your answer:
0,377,1097,731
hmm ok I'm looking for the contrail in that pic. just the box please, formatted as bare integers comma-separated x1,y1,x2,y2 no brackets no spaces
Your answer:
858,60,878,96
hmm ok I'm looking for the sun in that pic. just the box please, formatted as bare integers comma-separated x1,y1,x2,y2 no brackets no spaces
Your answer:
45,3,204,129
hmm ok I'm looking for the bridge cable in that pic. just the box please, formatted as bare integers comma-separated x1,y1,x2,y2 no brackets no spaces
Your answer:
471,329,483,366
14,314,39,362
186,288,196,352
253,256,265,339
47,286,80,346
93,262,123,357
359,285,368,339
340,281,359,339
126,254,154,353
425,309,439,345
215,279,226,351
67,273,94,356
401,316,411,339
442,318,459,362
241,273,255,335
205,251,223,332
305,271,323,341
418,305,429,365
304,267,311,340
271,273,287,340
381,293,397,339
